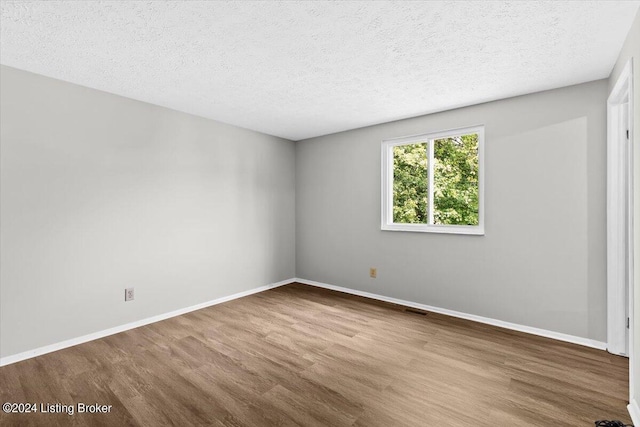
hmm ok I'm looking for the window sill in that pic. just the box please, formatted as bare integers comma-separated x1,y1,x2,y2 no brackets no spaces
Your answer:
381,223,485,235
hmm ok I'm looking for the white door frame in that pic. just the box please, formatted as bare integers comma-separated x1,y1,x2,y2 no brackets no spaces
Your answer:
607,58,634,392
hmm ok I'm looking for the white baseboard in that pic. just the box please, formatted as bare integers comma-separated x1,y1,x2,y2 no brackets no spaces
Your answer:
629,399,640,426
1,277,608,367
0,278,294,367
294,278,607,351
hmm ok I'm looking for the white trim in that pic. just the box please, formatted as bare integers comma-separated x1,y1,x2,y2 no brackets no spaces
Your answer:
381,222,485,235
629,400,640,427
0,276,609,366
381,125,485,235
295,278,607,350
0,278,294,367
607,58,634,359
428,139,435,225
608,58,636,418
626,58,635,405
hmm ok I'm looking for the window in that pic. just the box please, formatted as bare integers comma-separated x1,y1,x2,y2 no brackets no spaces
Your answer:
381,125,484,235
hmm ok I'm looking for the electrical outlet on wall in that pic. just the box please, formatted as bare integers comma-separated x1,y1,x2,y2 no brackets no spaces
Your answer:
369,268,377,278
125,287,134,301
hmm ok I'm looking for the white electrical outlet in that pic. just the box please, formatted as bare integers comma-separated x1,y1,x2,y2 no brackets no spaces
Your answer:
125,287,134,301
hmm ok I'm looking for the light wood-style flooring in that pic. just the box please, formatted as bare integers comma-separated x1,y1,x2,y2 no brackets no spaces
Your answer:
0,282,631,426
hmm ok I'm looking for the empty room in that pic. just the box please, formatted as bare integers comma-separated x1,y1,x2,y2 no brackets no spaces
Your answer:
1,1,639,426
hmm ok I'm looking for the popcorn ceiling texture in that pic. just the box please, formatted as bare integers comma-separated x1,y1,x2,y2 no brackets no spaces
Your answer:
1,0,638,140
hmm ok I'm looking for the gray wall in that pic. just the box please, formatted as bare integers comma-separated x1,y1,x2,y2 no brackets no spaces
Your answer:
608,7,640,411
296,80,608,341
0,65,296,358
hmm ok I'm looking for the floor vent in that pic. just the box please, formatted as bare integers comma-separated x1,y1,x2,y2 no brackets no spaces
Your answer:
405,308,427,316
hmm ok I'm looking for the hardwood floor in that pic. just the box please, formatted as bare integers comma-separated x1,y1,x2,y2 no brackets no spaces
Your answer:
0,282,630,426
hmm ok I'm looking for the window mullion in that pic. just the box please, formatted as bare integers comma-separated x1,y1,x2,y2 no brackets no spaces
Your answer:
427,140,434,225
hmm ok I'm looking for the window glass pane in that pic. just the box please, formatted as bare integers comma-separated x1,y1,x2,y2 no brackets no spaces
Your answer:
433,134,479,225
393,143,428,224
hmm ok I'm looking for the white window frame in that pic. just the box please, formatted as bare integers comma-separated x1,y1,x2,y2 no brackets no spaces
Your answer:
381,125,485,235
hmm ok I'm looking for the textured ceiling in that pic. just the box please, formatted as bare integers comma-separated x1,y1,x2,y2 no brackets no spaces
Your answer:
1,1,639,141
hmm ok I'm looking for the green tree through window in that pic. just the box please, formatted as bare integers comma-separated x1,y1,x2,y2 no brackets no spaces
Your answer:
393,143,428,224
433,134,479,225
391,133,479,226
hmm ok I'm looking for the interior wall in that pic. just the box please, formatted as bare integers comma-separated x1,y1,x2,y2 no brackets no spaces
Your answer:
608,7,640,419
296,80,608,342
0,65,296,359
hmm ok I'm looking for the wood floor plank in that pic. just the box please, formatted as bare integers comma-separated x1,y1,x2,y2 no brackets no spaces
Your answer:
0,282,631,426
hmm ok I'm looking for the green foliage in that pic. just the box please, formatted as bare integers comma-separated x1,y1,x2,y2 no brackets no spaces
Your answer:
393,143,428,224
433,134,479,225
392,134,478,226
